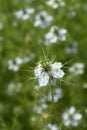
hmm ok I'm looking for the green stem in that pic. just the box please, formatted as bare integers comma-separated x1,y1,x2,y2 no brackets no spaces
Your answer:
49,85,54,103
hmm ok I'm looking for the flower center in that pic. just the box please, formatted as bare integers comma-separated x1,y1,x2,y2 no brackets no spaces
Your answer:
40,15,45,21
54,28,59,35
41,61,51,72
43,66,50,72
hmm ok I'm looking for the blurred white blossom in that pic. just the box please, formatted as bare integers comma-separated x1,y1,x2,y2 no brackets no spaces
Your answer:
33,105,43,114
46,0,65,9
48,88,63,102
33,96,48,114
45,26,67,45
7,82,22,95
8,60,19,72
14,8,35,20
8,54,35,72
15,57,23,65
68,6,77,18
62,106,82,127
64,42,78,55
68,3,80,18
39,97,48,109
47,123,58,130
34,61,65,87
34,10,53,28
25,8,35,14
68,62,85,75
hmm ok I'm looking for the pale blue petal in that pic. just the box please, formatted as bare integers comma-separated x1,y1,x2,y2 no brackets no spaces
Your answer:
50,36,57,43
52,69,65,78
38,72,49,87
51,62,62,70
59,29,67,35
34,67,42,76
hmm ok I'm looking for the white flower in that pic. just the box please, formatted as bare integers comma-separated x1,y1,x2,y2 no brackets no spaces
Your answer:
68,62,85,75
33,96,48,114
62,106,82,127
15,57,23,65
25,8,35,14
8,54,35,72
14,8,34,20
45,26,67,45
34,10,53,28
7,82,22,95
8,60,19,72
34,61,65,87
64,42,78,55
47,123,58,130
48,88,63,102
33,105,42,114
14,10,23,19
46,0,65,9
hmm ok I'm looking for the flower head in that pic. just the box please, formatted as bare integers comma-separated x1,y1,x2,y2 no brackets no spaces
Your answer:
46,0,65,9
34,10,53,28
65,42,78,55
34,60,65,87
47,123,58,130
45,26,67,45
48,88,63,102
62,106,82,127
14,8,34,20
68,62,85,75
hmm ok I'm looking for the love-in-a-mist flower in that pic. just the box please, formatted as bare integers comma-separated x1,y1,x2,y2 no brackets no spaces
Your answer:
45,26,67,45
64,42,78,55
34,60,65,87
34,10,53,28
46,0,65,9
68,62,85,75
14,8,34,20
62,106,82,127
47,123,58,130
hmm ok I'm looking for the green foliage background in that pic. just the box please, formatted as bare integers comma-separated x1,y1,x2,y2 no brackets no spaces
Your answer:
0,0,87,130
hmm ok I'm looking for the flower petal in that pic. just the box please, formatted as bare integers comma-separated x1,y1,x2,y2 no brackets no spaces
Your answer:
38,72,49,87
34,20,41,27
59,29,67,35
73,113,82,120
34,65,43,76
51,62,63,70
58,35,66,41
52,69,65,78
50,36,58,43
45,32,53,39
